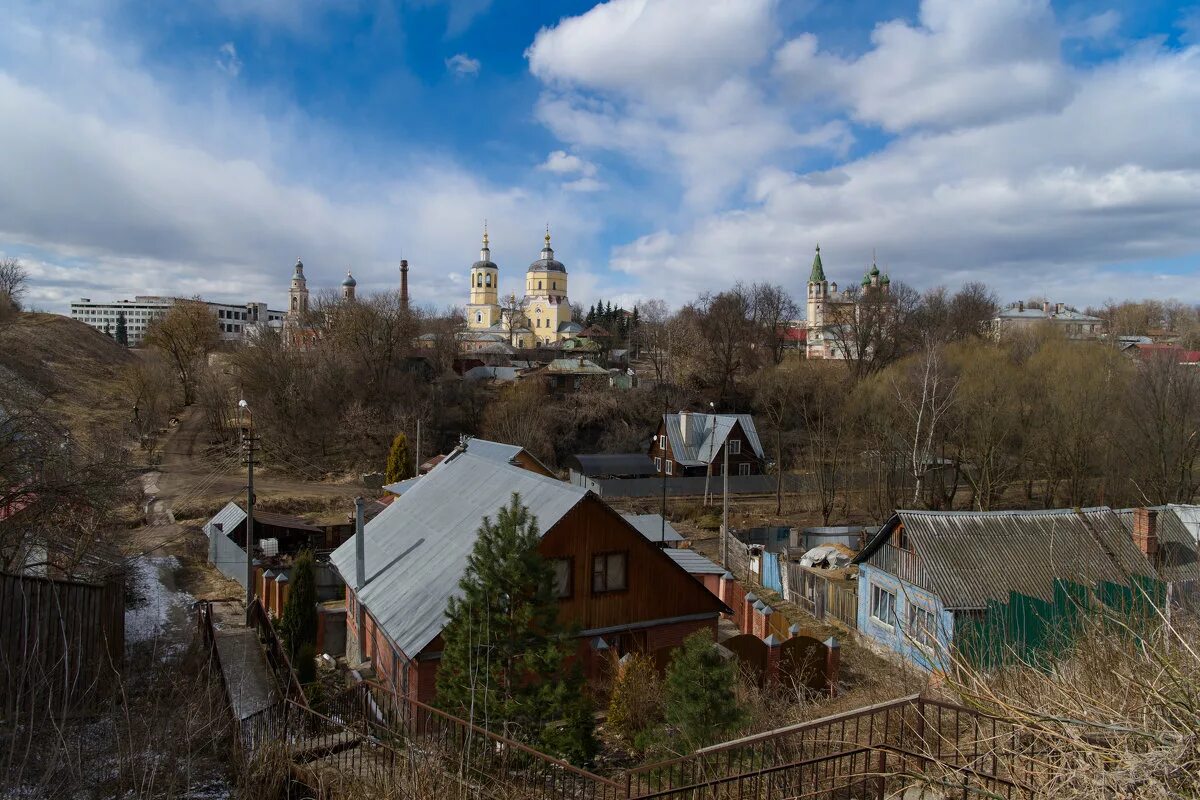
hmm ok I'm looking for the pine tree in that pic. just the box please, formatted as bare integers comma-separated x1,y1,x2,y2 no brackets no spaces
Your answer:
437,494,596,763
586,303,597,326
605,301,614,321
115,311,128,347
385,432,413,483
664,630,745,749
279,550,319,679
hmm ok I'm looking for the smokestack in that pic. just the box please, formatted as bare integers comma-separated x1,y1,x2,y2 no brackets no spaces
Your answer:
354,496,366,590
400,260,409,309
1133,507,1159,567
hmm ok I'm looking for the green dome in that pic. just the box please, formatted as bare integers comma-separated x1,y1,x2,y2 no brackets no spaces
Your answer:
881,273,891,284
861,274,871,286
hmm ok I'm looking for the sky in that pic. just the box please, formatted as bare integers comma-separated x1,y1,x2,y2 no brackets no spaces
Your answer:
1,0,1198,315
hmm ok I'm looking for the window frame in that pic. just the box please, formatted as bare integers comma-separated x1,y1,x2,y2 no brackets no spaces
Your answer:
738,462,750,476
869,584,897,629
727,439,742,455
550,557,573,600
654,456,662,472
591,550,628,594
665,459,674,475
908,604,938,650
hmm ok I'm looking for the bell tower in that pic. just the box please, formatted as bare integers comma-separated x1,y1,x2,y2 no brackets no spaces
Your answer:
467,224,501,330
289,258,309,318
806,245,828,358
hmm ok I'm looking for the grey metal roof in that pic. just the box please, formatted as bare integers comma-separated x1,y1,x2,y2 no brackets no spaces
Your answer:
382,477,421,496
662,413,765,466
620,513,684,544
330,451,589,658
855,507,1158,611
1113,506,1200,584
463,365,521,382
545,358,608,375
204,501,245,541
558,321,583,333
664,548,725,575
568,453,657,478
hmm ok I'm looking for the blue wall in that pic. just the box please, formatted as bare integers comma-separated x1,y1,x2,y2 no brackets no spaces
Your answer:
856,564,954,672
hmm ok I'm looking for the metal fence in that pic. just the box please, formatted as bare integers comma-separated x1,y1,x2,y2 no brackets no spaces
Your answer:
0,571,124,716
577,474,809,499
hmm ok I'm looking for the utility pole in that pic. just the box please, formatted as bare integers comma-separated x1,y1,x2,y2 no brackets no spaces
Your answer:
415,419,422,475
657,433,668,546
240,401,257,622
722,441,730,569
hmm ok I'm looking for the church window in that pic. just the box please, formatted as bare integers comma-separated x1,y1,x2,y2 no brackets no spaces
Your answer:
476,312,482,323
291,297,297,311
485,274,492,287
538,280,543,290
471,274,475,287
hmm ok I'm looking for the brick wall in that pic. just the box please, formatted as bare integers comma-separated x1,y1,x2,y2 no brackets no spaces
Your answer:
646,616,717,651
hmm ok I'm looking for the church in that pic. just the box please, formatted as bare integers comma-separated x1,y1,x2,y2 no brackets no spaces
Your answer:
465,226,582,349
805,245,892,360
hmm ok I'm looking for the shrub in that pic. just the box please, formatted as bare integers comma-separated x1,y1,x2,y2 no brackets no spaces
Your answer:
607,652,663,743
664,630,745,749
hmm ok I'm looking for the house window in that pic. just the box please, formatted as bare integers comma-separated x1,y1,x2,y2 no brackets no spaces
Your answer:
738,462,750,476
665,460,674,475
727,439,741,455
908,605,937,649
870,584,896,628
592,552,627,593
551,558,572,599
654,456,662,471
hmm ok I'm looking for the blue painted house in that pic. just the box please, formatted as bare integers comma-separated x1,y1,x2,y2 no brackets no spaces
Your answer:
852,507,1160,671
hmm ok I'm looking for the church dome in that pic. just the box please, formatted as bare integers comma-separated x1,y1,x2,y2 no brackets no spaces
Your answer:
473,258,498,270
528,230,566,273
341,271,357,287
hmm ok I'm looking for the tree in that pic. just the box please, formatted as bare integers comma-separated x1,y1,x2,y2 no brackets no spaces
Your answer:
114,311,128,347
693,286,756,404
0,257,28,313
437,494,595,763
749,283,799,366
142,298,219,405
279,551,319,683
607,652,663,744
753,365,800,514
663,630,744,750
793,363,851,524
1121,351,1200,505
385,432,413,483
890,341,960,507
482,380,558,466
826,282,921,380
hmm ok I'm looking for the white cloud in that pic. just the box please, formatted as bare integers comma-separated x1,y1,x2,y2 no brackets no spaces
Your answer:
538,149,596,176
445,53,480,78
216,42,242,77
775,0,1075,132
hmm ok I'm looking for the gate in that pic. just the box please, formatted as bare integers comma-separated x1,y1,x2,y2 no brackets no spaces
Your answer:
721,633,768,684
779,636,827,692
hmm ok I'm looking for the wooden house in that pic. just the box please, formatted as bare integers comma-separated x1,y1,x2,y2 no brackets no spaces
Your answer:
329,450,728,704
852,508,1160,671
649,412,765,477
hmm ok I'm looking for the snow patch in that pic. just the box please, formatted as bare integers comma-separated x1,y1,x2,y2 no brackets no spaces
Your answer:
125,555,193,645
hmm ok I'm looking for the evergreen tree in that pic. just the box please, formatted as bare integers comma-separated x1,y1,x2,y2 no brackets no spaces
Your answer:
115,311,128,347
437,494,596,763
385,432,413,483
279,550,319,680
586,303,597,326
664,630,745,749
605,301,614,321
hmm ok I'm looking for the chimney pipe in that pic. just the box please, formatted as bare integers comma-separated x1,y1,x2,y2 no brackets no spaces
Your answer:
354,496,366,590
1133,507,1159,567
400,260,410,309
1042,300,1051,315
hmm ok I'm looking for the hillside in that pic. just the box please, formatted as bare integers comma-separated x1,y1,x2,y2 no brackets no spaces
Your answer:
0,312,139,439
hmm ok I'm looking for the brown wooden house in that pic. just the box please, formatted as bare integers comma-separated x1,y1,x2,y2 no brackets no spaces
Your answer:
649,412,765,477
330,450,728,704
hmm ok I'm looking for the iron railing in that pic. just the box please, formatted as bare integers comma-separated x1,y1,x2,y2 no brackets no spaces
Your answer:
247,597,308,707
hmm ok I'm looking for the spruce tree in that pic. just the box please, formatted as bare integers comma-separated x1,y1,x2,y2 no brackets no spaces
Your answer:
437,494,596,763
279,550,319,679
385,432,413,483
115,311,129,347
664,630,745,749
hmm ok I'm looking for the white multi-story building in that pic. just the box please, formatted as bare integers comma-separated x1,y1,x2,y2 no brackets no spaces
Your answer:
69,296,284,346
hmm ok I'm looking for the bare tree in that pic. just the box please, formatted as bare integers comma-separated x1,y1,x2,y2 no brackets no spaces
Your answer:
796,364,851,525
826,281,920,380
142,299,220,406
749,283,800,366
0,257,29,320
693,286,756,405
891,341,960,507
500,293,528,348
753,365,800,514
1122,350,1200,505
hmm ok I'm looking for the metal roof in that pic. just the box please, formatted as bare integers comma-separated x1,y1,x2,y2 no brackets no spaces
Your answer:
664,548,725,575
1113,506,1200,584
662,413,765,466
204,501,245,541
855,507,1157,611
545,358,608,375
619,513,684,544
382,477,422,496
203,501,321,536
330,451,590,658
568,453,657,478
463,365,521,382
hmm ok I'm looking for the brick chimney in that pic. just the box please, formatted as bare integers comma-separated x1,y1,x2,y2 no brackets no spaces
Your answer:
1042,300,1051,315
1132,507,1159,566
399,260,410,309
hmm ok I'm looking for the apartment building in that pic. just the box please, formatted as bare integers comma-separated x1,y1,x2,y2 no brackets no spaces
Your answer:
69,296,284,346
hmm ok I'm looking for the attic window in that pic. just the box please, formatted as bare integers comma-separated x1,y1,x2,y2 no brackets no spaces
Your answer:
592,552,627,593
727,439,741,455
894,524,909,551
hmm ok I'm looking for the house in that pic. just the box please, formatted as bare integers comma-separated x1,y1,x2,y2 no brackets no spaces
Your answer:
205,501,330,586
329,450,729,704
535,357,610,394
649,412,765,477
1114,505,1200,604
382,438,555,496
989,301,1104,339
1129,343,1200,365
566,453,658,485
851,507,1159,671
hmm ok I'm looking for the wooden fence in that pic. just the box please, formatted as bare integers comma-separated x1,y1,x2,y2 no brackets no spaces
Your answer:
787,563,859,631
0,571,124,716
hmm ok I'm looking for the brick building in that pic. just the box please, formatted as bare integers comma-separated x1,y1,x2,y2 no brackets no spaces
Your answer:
330,449,728,704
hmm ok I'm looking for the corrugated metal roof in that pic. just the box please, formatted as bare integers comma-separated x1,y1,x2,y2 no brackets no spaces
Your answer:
664,548,725,575
1113,506,1200,584
620,513,684,544
461,437,524,465
382,477,422,496
205,501,245,540
252,509,322,533
857,507,1157,611
329,451,589,658
663,413,764,466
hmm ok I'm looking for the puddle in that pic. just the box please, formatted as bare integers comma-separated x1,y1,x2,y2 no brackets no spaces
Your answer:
125,554,194,649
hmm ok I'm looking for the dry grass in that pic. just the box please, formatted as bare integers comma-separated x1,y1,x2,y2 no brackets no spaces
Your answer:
943,610,1200,799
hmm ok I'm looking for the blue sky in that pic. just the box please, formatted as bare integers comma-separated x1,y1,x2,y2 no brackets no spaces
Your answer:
1,0,1198,314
